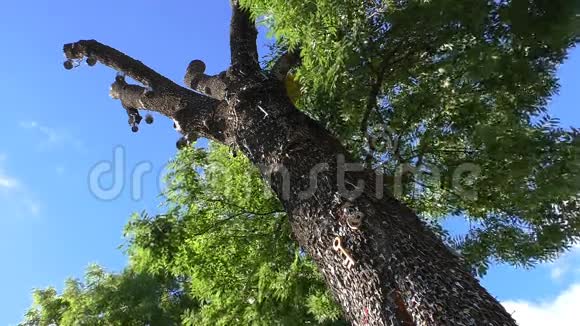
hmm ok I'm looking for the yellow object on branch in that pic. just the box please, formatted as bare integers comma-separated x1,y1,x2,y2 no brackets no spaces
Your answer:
284,73,301,105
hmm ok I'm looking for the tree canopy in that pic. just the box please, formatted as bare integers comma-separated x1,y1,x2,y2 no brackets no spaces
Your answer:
21,0,580,324
20,264,195,326
21,145,346,325
247,0,580,273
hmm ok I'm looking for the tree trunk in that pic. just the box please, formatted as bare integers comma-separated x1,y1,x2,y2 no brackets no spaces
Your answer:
62,2,518,324
217,81,516,325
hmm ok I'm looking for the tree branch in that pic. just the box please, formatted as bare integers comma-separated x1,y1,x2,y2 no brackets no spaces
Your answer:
63,39,226,141
229,0,260,77
64,40,174,90
361,75,383,165
184,60,228,100
360,44,408,165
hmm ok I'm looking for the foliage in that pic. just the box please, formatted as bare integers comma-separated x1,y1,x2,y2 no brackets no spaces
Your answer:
21,145,346,325
19,264,194,326
126,145,345,325
22,0,580,323
243,0,580,274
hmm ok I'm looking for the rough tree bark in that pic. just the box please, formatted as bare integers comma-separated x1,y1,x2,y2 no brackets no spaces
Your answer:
62,2,518,325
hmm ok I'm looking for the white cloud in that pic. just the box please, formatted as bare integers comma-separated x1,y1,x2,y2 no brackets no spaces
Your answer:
0,175,19,189
0,154,41,217
550,265,566,281
0,157,20,190
503,283,580,326
547,244,580,281
19,120,83,152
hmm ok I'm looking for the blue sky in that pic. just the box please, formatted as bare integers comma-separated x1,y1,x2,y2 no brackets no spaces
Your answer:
0,1,578,325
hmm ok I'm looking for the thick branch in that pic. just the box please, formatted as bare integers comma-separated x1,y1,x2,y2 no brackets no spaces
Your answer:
229,1,260,76
63,40,174,90
271,49,302,81
184,60,228,100
64,40,225,142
